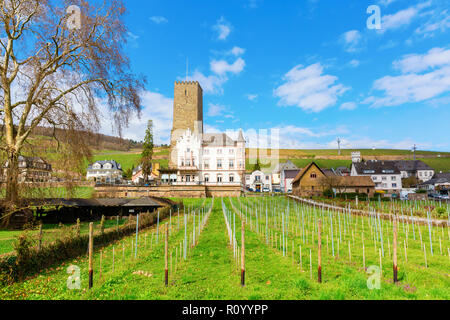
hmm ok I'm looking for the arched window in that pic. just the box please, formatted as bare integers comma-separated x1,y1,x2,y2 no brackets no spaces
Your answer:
310,172,317,179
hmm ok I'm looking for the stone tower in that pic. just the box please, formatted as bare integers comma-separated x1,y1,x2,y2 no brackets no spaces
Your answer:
169,81,203,168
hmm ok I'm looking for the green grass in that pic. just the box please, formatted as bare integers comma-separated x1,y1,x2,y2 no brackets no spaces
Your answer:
88,153,169,174
246,159,352,171
1,196,448,300
420,158,450,173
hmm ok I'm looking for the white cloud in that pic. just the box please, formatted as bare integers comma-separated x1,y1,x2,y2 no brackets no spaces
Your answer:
340,30,363,53
246,94,258,101
187,71,227,95
415,10,450,37
364,47,450,108
340,102,357,111
207,103,226,117
349,59,360,68
149,16,168,24
126,32,140,48
101,90,173,144
230,46,246,56
210,58,246,76
186,56,245,95
274,63,349,112
380,1,431,32
213,17,232,41
393,47,450,73
378,0,397,7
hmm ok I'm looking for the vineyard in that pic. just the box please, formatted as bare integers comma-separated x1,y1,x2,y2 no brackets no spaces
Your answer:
0,196,449,300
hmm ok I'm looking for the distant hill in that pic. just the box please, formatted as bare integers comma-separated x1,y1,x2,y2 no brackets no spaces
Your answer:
29,126,141,151
91,146,450,174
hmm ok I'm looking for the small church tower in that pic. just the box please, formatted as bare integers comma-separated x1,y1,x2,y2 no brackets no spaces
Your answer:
169,81,203,168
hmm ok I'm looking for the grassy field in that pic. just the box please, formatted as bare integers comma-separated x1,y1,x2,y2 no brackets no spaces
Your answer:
1,196,448,300
420,158,450,173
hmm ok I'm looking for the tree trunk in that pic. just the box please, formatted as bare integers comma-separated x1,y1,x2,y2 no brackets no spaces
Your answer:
2,149,20,228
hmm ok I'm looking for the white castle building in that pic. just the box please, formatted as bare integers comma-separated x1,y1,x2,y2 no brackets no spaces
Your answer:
169,81,246,185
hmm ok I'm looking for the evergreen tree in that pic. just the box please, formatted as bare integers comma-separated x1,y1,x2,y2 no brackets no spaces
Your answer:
141,120,154,183
253,158,261,172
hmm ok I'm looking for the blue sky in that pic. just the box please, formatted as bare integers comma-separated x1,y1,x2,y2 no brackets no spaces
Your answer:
101,0,450,151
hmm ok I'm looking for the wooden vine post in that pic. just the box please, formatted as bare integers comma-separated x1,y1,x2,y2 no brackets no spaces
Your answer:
393,214,398,284
38,223,43,252
165,224,169,287
318,219,322,283
241,221,245,287
88,222,94,289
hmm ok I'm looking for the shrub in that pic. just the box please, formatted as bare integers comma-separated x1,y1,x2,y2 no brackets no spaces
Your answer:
323,189,334,198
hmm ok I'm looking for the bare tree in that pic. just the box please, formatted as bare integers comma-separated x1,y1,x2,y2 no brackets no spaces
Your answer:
0,0,144,226
318,175,348,195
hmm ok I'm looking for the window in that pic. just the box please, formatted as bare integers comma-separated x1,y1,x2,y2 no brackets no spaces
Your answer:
204,160,210,169
391,176,396,181
204,175,210,183
229,149,234,155
217,159,222,169
217,149,222,155
392,183,397,188
310,173,317,179
217,175,223,183
382,177,387,181
229,175,234,183
204,149,209,155
229,160,234,169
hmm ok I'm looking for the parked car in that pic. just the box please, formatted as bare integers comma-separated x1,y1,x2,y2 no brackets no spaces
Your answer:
263,187,270,193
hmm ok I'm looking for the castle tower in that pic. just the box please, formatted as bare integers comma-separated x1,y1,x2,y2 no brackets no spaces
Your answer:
169,81,203,168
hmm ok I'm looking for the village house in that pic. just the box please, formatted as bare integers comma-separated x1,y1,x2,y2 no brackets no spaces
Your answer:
384,160,435,183
86,160,123,184
132,163,161,185
418,172,450,195
272,160,298,192
275,160,300,193
292,162,375,197
245,170,272,192
2,156,52,183
351,160,402,196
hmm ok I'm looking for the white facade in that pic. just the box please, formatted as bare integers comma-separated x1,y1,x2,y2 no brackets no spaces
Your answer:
174,128,246,185
245,170,272,192
86,160,123,183
412,169,435,182
351,164,402,192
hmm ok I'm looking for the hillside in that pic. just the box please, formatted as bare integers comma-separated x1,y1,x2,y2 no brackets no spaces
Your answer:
92,146,450,173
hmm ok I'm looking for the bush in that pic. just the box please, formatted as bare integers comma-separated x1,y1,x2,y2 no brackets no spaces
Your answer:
323,189,334,198
435,207,447,218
